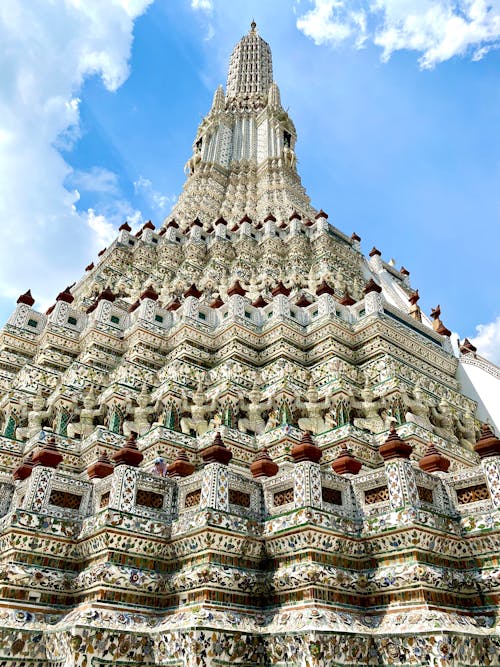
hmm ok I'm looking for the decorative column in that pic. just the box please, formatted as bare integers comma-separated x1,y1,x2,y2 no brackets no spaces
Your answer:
315,279,336,317
474,424,500,508
226,280,248,319
199,432,232,511
271,282,290,318
379,426,418,510
164,218,179,242
291,431,322,510
314,209,329,232
183,284,203,320
109,432,144,512
188,217,203,242
363,278,383,315
214,216,228,239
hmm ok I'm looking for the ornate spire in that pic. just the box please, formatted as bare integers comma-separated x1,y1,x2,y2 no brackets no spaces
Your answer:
210,84,225,114
164,25,314,228
226,22,273,102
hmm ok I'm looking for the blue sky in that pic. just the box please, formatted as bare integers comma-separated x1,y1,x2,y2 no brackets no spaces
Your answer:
0,0,499,361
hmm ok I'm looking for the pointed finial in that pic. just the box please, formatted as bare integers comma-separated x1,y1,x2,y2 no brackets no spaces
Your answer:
250,20,257,32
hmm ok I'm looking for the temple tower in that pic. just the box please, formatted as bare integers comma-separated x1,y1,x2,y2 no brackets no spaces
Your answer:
169,22,314,226
0,22,499,667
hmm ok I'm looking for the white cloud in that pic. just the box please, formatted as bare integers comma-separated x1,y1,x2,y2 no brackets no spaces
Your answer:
191,0,213,10
471,316,500,366
296,0,500,68
69,167,120,195
85,209,118,249
134,176,176,213
0,0,152,314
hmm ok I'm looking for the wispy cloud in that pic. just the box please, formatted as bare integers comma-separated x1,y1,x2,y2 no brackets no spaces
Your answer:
134,176,176,213
69,167,120,195
297,0,500,68
191,0,213,10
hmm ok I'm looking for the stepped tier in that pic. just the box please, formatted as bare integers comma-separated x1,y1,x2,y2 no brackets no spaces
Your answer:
0,22,499,667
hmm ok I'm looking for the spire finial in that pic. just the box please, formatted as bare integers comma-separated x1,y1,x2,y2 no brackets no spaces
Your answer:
250,20,257,32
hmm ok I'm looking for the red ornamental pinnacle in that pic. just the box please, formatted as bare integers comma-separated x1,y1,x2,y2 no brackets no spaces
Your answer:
379,425,412,461
459,338,477,355
331,443,361,475
271,281,290,297
295,293,312,307
227,280,247,297
250,448,279,478
119,221,131,232
339,290,356,306
474,423,500,459
87,451,114,479
184,284,203,299
408,290,420,306
418,442,450,473
56,286,74,304
201,432,233,466
112,432,144,467
292,431,322,463
351,232,361,242
167,449,195,478
315,209,328,220
363,278,382,295
252,294,268,308
315,279,335,296
430,305,452,337
167,298,181,311
17,290,35,307
210,295,224,309
140,285,159,301
32,435,63,469
86,286,116,314
369,247,381,258
13,452,35,481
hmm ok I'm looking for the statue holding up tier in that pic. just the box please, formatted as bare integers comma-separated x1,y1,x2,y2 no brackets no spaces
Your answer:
454,410,477,450
180,381,219,436
238,377,272,435
297,378,326,434
67,386,103,438
401,381,434,432
123,384,155,436
17,386,52,440
430,398,459,444
351,382,385,434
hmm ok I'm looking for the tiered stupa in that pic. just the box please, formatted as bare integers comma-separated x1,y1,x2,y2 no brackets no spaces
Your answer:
0,23,499,666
